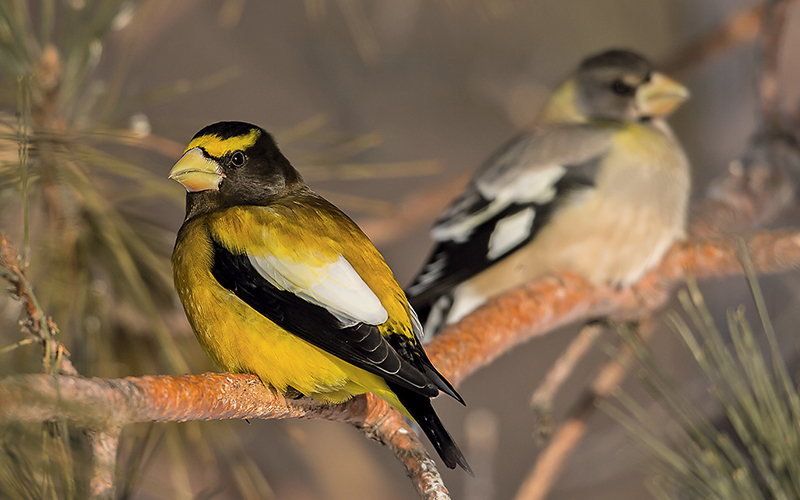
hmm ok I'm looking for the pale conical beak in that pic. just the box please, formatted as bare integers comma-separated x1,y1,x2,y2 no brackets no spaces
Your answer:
169,147,223,192
636,72,690,117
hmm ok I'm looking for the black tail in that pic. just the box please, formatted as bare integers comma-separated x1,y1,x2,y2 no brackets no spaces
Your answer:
388,382,473,475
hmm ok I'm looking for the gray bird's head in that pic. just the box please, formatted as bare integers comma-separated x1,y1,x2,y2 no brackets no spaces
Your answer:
542,49,689,123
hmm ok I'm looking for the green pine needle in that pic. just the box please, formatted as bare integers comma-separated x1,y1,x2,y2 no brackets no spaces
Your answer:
606,254,800,499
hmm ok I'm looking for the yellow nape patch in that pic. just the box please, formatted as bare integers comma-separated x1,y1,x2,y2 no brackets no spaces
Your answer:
539,78,586,124
185,128,261,158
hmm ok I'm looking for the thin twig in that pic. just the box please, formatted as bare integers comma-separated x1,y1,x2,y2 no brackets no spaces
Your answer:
0,337,37,355
530,323,604,442
513,316,660,500
0,233,77,376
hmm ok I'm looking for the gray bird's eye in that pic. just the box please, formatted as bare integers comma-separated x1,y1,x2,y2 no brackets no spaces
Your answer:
230,150,246,168
611,79,635,96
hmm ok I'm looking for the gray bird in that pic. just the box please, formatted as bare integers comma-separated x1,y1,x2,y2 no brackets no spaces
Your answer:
407,49,691,334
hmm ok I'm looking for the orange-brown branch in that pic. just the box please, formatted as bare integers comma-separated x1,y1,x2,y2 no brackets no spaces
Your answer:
425,231,800,385
0,372,450,499
8,235,797,429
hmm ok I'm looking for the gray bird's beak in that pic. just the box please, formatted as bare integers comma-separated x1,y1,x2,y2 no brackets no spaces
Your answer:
636,72,689,117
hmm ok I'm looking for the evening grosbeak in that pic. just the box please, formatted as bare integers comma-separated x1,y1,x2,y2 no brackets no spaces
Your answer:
170,121,471,473
407,49,692,334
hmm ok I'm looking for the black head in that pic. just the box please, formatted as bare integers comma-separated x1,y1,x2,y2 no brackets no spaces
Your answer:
169,121,305,218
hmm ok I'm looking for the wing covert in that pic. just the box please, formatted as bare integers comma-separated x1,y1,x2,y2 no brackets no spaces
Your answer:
248,252,387,327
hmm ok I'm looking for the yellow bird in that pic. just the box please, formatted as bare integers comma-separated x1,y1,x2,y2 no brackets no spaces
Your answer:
170,121,470,473
407,49,692,334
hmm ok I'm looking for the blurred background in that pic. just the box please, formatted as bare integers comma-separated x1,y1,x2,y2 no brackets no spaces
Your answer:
1,1,799,499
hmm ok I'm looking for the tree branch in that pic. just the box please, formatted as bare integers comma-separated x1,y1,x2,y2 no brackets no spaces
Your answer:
89,428,121,500
0,372,449,499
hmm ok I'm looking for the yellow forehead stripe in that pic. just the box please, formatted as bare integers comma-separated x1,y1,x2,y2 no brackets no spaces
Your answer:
185,128,261,158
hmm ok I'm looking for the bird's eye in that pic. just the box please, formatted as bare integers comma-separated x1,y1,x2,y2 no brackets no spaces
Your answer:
611,79,635,96
230,150,246,168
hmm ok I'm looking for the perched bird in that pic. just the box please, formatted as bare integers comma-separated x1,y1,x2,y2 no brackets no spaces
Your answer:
407,49,691,334
170,121,470,473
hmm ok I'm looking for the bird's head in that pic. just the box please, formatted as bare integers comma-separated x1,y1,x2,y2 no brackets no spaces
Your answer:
542,49,689,123
169,121,303,216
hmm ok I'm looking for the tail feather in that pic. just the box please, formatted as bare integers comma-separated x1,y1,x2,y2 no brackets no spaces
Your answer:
422,364,464,405
388,382,473,475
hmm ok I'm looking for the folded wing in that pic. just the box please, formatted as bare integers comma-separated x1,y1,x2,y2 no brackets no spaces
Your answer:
210,235,440,396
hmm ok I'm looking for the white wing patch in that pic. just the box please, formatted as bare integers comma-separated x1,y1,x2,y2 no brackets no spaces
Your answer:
487,207,536,260
432,165,565,243
248,253,388,327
